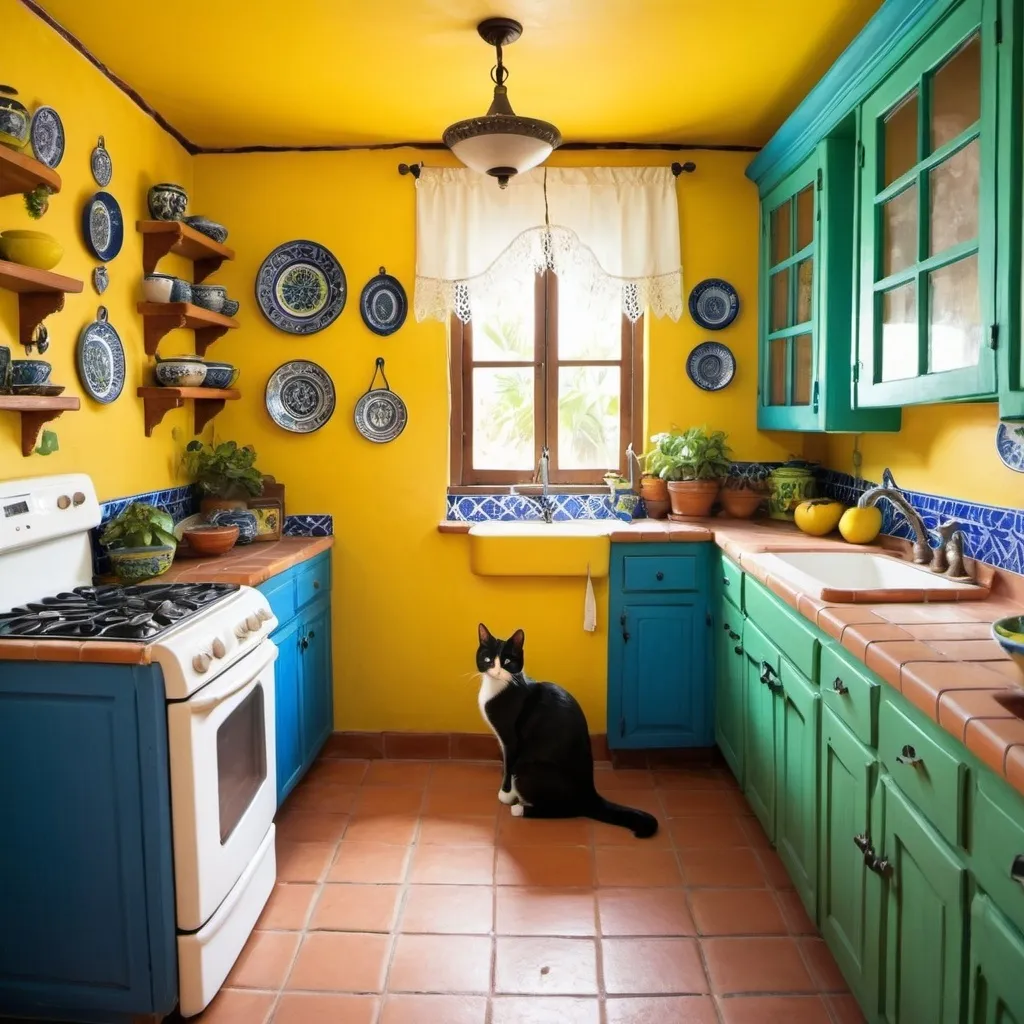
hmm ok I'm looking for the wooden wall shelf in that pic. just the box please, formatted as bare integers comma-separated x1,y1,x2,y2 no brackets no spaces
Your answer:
137,221,235,282
136,301,239,356
137,386,240,437
0,260,85,348
0,395,80,456
0,147,62,199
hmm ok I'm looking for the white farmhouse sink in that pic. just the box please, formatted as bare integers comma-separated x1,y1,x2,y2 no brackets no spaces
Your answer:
751,551,983,602
467,520,613,577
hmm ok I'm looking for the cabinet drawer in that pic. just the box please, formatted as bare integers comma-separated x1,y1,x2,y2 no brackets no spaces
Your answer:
743,618,780,677
720,557,743,610
744,577,819,682
623,555,696,593
258,572,296,626
820,643,879,747
971,775,1024,937
297,555,331,608
878,697,966,847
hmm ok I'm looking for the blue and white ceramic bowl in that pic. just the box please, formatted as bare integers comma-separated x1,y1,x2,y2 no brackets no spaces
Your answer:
208,508,258,544
192,284,226,313
155,358,206,387
143,273,191,304
147,182,188,221
11,359,51,385
202,362,238,389
184,216,228,244
221,298,240,318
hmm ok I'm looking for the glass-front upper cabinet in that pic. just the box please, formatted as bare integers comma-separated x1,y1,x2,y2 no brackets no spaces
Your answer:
856,0,997,407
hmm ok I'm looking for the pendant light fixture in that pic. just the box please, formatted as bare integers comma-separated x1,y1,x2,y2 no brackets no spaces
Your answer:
442,17,562,188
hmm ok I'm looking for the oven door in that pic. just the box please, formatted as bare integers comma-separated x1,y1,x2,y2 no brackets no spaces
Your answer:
168,638,277,932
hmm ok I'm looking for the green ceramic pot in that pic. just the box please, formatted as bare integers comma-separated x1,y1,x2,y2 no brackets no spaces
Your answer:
109,544,175,583
768,463,818,520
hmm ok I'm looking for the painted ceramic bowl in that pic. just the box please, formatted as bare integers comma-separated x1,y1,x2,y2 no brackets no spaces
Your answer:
143,273,191,304
192,284,226,313
992,616,1024,684
208,508,258,544
155,358,207,387
11,359,51,385
184,216,228,244
181,524,239,556
109,544,175,583
0,85,29,150
221,298,240,318
201,362,238,389
147,182,188,221
0,230,63,270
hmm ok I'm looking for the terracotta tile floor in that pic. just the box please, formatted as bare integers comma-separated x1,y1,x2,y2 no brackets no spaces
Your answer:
196,758,865,1024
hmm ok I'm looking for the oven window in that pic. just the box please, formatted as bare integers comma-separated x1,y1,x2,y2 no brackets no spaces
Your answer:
216,684,267,844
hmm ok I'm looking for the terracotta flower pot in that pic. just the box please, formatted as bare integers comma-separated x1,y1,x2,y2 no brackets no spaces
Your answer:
667,479,720,518
644,498,671,520
200,496,247,515
720,488,764,519
639,475,669,504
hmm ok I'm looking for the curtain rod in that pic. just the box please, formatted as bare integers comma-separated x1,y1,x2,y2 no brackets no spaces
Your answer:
397,161,696,179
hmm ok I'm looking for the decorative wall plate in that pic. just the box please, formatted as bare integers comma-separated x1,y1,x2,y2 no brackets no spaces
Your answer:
82,191,123,262
90,135,112,186
29,106,64,168
255,239,346,334
354,357,408,443
93,265,109,294
688,278,740,330
265,360,336,433
686,341,736,391
360,266,408,336
996,421,1024,473
76,306,125,404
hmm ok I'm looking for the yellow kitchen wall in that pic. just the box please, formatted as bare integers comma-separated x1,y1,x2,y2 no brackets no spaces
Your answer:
193,147,803,732
0,0,196,499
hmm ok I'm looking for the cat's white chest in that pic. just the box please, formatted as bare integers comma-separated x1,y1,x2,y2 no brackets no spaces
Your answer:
478,673,509,731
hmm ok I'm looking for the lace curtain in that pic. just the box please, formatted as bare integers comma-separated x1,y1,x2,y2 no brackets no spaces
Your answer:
414,165,683,324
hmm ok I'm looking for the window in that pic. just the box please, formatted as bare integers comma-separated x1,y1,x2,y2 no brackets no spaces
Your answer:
449,272,642,487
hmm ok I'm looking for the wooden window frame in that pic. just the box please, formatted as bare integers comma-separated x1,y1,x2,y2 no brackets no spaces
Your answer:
449,272,643,489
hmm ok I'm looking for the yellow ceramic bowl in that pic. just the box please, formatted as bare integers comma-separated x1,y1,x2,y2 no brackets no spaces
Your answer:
0,230,63,270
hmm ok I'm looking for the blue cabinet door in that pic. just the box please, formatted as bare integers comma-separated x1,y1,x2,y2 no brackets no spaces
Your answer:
300,597,334,767
273,615,305,805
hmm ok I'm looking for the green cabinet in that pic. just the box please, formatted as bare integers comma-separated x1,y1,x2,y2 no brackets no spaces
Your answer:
969,894,1024,1024
742,618,779,838
714,599,746,783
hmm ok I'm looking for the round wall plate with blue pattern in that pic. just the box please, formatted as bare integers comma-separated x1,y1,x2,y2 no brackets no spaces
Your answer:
354,357,408,443
265,360,336,433
996,420,1024,473
29,105,64,168
76,306,125,404
255,240,346,335
90,135,112,187
82,191,123,262
688,278,740,330
686,341,736,391
360,266,408,336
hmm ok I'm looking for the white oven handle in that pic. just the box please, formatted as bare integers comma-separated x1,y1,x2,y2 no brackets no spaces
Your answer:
189,673,261,713
185,641,278,714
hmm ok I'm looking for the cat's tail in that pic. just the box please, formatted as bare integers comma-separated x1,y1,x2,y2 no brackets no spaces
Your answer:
587,794,658,839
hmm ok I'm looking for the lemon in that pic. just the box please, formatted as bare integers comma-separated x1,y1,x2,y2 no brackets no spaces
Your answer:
839,506,883,545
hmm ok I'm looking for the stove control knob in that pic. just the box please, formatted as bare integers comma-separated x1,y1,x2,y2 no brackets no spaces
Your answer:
245,613,261,632
257,608,271,622
192,653,212,674
57,495,70,510
211,637,226,659
235,621,250,639
73,491,86,506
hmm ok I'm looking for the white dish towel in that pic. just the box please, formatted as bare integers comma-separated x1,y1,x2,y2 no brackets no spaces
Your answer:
584,563,597,632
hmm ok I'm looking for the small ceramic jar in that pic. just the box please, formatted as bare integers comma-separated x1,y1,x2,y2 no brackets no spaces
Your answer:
147,182,188,221
208,508,258,544
0,85,29,150
143,273,191,304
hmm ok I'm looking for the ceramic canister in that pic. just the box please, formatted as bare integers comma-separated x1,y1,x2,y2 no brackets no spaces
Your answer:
768,462,818,521
0,345,11,394
208,508,258,544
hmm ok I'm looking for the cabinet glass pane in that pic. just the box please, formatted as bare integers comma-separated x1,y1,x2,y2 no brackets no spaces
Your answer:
796,259,813,324
884,89,919,186
770,268,790,331
883,185,918,277
769,339,787,405
771,202,791,264
929,139,979,255
217,684,267,844
793,334,813,406
930,34,981,151
928,254,982,373
473,367,535,469
796,186,814,251
557,366,620,470
881,282,918,381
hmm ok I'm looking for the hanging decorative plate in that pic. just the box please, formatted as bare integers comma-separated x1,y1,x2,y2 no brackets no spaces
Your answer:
82,191,123,262
255,239,346,335
688,278,740,330
90,135,112,186
996,421,1024,473
360,266,408,336
265,360,336,433
686,341,736,391
76,306,125,404
354,357,408,444
29,106,64,168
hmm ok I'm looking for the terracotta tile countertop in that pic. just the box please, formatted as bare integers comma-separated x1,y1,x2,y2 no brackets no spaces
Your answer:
441,515,1024,796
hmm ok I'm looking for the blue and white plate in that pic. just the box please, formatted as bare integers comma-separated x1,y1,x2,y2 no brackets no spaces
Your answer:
360,267,407,336
686,341,736,391
265,360,336,433
82,191,123,262
29,106,64,168
688,278,739,330
996,420,1024,473
90,135,112,187
76,306,125,404
354,357,408,443
255,240,346,335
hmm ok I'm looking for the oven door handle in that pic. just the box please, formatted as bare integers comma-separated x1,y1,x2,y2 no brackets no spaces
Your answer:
189,673,261,713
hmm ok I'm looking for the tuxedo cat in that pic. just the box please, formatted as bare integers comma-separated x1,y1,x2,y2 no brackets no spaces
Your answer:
476,623,658,838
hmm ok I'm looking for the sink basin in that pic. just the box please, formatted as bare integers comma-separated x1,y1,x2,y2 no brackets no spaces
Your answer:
750,550,985,602
467,520,612,577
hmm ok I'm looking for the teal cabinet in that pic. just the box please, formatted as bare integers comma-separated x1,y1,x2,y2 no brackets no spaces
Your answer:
300,598,334,764
714,597,746,783
273,615,305,799
969,894,1024,1024
607,543,712,749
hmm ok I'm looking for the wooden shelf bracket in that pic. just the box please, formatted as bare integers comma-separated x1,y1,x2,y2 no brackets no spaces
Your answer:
18,291,66,348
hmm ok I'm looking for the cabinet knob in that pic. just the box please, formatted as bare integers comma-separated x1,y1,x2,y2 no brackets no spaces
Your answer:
896,744,922,767
734,645,743,655
1010,854,1024,887
728,630,740,641
308,630,315,640
722,576,730,586
313,580,320,590
832,676,849,695
655,571,664,581
853,833,872,854
300,637,309,651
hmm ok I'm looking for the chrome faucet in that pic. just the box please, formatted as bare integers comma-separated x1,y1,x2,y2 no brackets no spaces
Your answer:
857,469,931,564
509,445,553,522
535,445,550,496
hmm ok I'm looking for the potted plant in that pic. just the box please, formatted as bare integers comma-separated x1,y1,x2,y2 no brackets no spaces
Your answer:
720,474,767,519
99,502,177,583
640,427,732,518
184,440,264,514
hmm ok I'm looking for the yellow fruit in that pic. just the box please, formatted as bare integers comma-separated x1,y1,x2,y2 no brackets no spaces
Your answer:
794,498,845,537
839,505,883,545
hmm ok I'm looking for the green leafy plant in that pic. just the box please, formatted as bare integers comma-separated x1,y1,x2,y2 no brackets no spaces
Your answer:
640,427,733,481
99,502,176,550
33,429,58,456
24,185,53,219
183,440,264,499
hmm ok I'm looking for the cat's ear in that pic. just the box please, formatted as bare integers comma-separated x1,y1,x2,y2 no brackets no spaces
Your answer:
478,622,493,645
509,628,525,649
